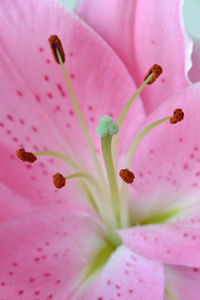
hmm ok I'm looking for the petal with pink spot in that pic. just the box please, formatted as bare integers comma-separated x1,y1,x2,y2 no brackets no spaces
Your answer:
118,220,200,267
72,245,165,300
165,265,200,300
76,0,191,113
121,84,200,222
0,0,145,166
0,212,105,299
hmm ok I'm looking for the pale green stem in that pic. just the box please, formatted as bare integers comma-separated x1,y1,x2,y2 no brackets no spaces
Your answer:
125,116,172,169
165,287,177,300
101,136,120,226
65,172,116,228
56,50,107,189
34,150,78,169
112,74,153,166
80,181,100,215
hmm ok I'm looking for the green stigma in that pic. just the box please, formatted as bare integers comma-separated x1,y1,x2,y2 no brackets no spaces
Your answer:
96,116,119,137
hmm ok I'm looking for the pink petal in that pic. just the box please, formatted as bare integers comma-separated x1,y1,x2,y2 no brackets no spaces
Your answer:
165,265,200,300
0,211,104,299
76,0,191,113
121,83,200,221
0,0,146,218
73,245,165,300
118,220,200,267
0,144,91,221
188,39,200,83
0,0,145,165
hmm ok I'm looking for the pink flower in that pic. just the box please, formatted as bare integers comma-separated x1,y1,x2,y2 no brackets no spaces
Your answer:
0,0,200,299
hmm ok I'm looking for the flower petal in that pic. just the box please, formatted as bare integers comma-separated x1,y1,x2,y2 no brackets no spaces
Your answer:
76,0,191,113
72,245,165,300
0,0,145,165
118,219,200,267
188,39,200,83
0,144,91,221
120,83,200,222
0,0,146,218
165,265,200,300
0,211,105,299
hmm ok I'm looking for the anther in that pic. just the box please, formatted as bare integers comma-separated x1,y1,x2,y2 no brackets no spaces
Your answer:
119,169,135,184
144,64,162,84
53,173,66,188
170,108,184,124
48,35,65,64
16,148,37,163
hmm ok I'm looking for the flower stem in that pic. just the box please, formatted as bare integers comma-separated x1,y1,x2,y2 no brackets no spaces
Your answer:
101,136,120,226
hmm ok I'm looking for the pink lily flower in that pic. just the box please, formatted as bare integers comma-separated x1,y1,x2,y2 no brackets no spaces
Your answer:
0,0,200,299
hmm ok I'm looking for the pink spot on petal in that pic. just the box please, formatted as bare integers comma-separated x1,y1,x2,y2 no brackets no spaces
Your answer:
57,83,65,97
47,92,53,99
35,94,41,103
69,110,74,116
18,290,24,295
44,75,49,81
193,268,199,272
39,47,44,52
32,126,38,133
88,105,93,111
16,90,23,97
46,59,51,64
7,114,14,122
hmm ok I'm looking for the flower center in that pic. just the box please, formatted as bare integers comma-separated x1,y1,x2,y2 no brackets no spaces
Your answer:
16,35,184,247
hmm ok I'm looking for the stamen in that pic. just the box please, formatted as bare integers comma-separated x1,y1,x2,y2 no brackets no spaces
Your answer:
144,64,162,84
16,148,37,163
48,35,65,64
48,35,107,189
112,65,162,166
34,150,79,169
119,168,135,184
53,173,66,188
170,108,184,124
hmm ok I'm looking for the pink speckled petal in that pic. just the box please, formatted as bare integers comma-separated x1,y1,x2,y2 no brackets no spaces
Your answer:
0,0,144,165
0,211,105,299
118,220,200,267
165,265,200,300
76,0,191,113
120,83,200,222
0,0,146,218
0,144,92,221
72,245,165,300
